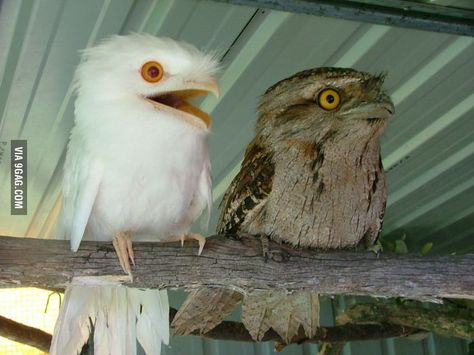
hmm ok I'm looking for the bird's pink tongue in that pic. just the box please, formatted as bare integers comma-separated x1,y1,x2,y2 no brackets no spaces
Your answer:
151,90,212,128
154,93,184,109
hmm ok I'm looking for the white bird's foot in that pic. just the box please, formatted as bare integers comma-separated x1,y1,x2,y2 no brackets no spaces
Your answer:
113,232,135,281
181,233,206,255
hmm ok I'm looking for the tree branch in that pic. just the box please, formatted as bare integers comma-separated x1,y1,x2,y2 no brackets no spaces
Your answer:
0,235,473,300
0,315,52,353
337,302,474,340
167,308,420,343
0,308,420,353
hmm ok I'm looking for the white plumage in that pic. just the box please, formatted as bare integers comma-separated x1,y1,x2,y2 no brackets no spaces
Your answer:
51,33,219,355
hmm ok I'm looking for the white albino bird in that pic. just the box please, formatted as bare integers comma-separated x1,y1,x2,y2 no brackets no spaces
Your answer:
50,33,219,355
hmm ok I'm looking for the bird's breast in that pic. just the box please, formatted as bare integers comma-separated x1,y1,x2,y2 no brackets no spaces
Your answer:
85,122,209,241
262,141,386,249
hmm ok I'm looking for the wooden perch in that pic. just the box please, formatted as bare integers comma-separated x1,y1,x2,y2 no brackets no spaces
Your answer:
0,235,473,300
337,302,474,340
0,315,52,352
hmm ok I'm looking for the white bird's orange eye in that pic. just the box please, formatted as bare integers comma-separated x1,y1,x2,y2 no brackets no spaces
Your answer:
141,61,164,83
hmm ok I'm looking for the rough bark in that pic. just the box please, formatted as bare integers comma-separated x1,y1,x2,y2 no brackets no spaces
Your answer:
337,302,474,340
0,235,473,300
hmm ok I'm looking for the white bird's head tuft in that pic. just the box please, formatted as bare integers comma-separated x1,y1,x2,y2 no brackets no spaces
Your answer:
74,33,220,129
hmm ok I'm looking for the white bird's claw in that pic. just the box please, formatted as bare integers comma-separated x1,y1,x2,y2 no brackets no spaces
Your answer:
113,232,134,282
183,233,206,255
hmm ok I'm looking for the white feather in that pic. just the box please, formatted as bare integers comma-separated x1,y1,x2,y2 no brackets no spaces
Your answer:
199,156,213,232
64,158,102,252
58,131,102,251
52,34,218,355
132,288,170,355
49,287,94,354
51,286,168,355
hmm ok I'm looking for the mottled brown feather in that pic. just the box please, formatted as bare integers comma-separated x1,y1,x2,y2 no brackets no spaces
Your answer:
217,141,274,235
171,288,242,335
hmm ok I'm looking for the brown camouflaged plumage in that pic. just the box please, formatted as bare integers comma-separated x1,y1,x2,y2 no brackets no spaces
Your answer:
172,67,394,342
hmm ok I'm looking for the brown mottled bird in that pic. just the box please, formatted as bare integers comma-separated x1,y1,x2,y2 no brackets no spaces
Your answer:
172,67,394,342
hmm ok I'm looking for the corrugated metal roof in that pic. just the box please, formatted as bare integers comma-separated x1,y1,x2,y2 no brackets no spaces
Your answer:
0,0,472,354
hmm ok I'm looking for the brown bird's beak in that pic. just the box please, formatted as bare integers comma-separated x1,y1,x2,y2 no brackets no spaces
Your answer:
146,79,219,129
340,100,394,123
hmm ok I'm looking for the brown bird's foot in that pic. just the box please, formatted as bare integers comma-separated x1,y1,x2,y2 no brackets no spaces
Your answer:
258,234,270,262
367,241,383,258
256,234,290,263
113,231,135,281
180,233,206,255
227,233,243,240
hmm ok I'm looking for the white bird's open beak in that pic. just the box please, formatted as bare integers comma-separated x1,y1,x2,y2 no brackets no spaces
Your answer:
145,79,219,129
185,79,220,99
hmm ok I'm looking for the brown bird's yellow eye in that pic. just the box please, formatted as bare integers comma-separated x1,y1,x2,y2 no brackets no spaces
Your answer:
141,61,164,83
318,89,340,110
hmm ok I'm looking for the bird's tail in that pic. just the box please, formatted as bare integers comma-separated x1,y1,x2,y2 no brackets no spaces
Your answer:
242,291,320,343
172,288,242,335
50,286,169,355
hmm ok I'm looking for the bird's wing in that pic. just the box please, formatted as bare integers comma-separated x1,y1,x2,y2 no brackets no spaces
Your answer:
197,157,212,231
217,139,275,234
59,142,102,251
179,156,212,234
